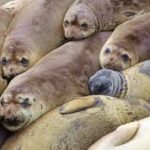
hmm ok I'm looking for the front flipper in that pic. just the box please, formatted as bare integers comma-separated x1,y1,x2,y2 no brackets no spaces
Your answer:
89,121,139,150
59,97,98,114
112,121,139,146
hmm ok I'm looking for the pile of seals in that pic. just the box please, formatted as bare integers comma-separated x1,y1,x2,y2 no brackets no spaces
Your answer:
0,0,149,149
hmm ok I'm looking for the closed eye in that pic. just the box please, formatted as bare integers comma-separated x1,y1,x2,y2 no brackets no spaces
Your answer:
20,57,29,67
121,54,129,62
80,23,88,30
1,57,8,65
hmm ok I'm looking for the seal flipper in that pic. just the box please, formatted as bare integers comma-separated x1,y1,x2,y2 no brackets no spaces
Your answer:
113,121,140,146
89,121,139,150
59,97,97,114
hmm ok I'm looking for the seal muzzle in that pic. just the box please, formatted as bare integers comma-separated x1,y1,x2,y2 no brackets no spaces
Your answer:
88,69,125,97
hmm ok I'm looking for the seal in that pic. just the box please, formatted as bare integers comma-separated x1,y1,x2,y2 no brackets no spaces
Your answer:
63,0,150,40
100,12,150,71
0,9,13,94
0,32,111,131
0,0,75,80
89,60,150,102
89,117,150,150
1,95,150,150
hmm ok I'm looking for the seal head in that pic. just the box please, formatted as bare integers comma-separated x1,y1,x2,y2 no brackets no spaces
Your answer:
88,69,125,97
99,43,139,71
1,38,36,80
63,3,98,40
0,77,48,131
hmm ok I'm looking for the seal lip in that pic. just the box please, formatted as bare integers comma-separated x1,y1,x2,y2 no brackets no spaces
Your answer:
2,112,31,131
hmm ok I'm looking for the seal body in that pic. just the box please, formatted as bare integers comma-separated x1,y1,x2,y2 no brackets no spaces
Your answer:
1,0,75,79
89,117,150,150
0,32,111,131
1,95,150,150
100,13,150,71
89,60,150,102
0,9,13,94
63,0,150,40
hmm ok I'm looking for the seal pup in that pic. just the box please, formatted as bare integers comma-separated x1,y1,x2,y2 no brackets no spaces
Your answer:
89,117,150,150
89,60,150,102
0,32,111,131
100,13,150,71
63,0,150,40
1,95,150,150
0,9,13,94
1,0,75,80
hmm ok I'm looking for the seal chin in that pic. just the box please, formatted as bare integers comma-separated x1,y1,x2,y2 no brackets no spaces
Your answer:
2,114,30,132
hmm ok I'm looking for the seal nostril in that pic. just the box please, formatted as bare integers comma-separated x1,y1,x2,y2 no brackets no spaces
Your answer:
4,117,21,126
105,48,111,54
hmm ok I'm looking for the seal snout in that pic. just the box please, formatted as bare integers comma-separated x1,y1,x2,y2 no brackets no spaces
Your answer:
4,116,22,127
88,69,113,95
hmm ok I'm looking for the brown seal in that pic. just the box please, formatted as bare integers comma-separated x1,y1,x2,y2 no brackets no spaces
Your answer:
0,9,13,94
0,32,111,131
100,12,150,71
0,0,75,80
63,0,150,40
1,95,150,150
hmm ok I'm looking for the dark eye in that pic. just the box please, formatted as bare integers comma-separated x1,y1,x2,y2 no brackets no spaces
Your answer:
1,57,8,65
0,98,8,107
121,54,129,62
20,57,29,67
80,23,88,30
20,98,31,108
105,48,111,54
64,20,69,27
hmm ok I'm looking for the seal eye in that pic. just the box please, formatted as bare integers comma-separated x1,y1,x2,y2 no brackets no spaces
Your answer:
105,48,111,54
1,57,8,65
80,23,88,30
64,20,69,27
121,54,129,62
20,57,29,67
20,98,31,108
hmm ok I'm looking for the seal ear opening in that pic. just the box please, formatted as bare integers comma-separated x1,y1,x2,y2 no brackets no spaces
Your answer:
59,97,97,114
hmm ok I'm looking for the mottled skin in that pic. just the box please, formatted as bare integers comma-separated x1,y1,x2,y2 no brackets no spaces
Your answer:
100,13,150,71
63,0,150,40
0,32,111,131
1,0,75,79
89,60,150,102
89,117,150,150
2,96,150,150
